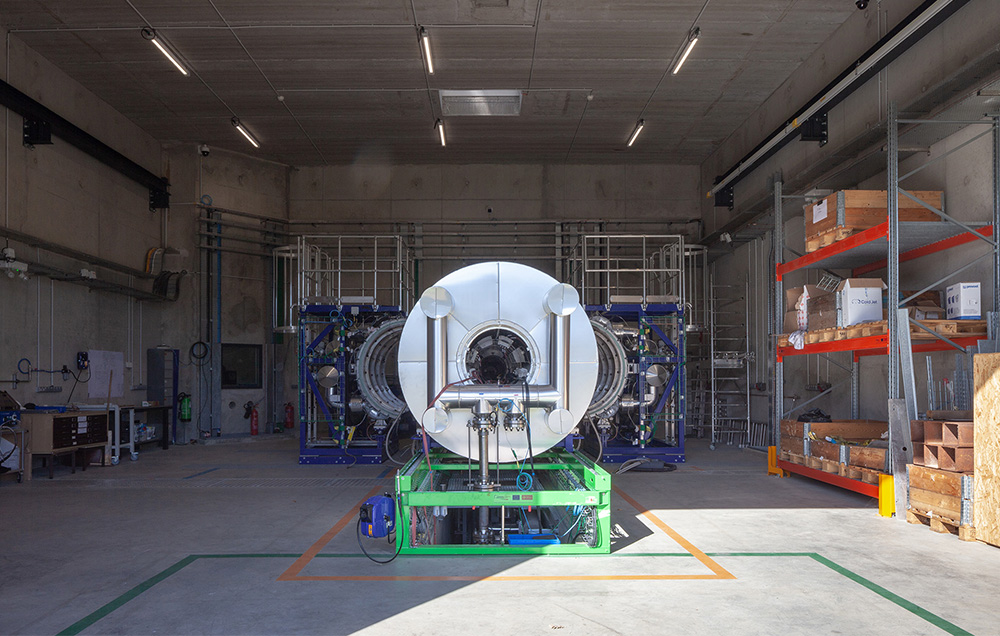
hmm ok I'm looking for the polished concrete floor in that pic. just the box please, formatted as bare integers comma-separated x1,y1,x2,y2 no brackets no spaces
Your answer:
2,435,998,636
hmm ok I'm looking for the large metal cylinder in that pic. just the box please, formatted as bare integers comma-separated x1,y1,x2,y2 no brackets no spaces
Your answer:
397,262,598,462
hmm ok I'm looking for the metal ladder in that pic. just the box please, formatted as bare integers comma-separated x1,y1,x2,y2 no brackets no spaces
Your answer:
709,274,751,449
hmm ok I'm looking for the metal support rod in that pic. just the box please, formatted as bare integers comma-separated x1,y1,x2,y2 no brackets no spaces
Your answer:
898,188,996,247
851,359,860,419
899,251,992,306
888,102,900,401
897,308,919,422
907,316,967,352
898,126,993,181
781,378,850,418
817,353,851,372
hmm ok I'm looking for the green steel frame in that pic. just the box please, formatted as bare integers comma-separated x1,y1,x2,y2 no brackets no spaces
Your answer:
395,448,612,555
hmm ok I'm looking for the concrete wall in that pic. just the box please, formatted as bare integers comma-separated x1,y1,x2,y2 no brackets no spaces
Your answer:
0,35,192,441
162,145,291,437
289,163,702,284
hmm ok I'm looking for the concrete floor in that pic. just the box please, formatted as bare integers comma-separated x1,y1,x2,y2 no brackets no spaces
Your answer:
1,436,998,636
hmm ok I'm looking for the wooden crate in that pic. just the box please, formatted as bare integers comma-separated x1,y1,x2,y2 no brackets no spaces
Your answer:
912,420,974,473
849,445,887,471
804,189,943,244
906,464,975,541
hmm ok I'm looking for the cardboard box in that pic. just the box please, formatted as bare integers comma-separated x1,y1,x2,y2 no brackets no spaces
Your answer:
808,291,838,330
804,190,944,239
907,303,946,321
785,285,836,331
945,282,980,319
837,278,886,327
783,310,799,333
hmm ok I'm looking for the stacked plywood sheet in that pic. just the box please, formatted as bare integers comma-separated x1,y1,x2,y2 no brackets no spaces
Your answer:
973,353,1000,548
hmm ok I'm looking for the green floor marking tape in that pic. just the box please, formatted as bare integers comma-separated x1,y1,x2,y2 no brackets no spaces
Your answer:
808,553,974,636
57,552,974,636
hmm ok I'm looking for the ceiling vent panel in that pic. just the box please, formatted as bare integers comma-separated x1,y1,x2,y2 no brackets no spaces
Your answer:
439,90,523,116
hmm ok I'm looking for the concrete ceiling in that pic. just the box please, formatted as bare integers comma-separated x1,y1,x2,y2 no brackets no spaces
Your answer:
0,0,857,166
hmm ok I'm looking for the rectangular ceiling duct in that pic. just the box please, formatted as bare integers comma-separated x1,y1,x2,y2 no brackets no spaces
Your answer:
439,90,523,116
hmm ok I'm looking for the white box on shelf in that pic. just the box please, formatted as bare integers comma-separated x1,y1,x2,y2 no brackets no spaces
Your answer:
836,278,886,327
946,282,981,319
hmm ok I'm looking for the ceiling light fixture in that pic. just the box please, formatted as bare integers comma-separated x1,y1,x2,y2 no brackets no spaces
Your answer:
671,27,701,75
140,27,188,76
231,117,260,148
627,119,645,147
420,27,435,75
436,119,446,147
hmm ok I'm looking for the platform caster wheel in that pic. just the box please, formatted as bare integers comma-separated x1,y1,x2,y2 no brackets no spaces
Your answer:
110,456,120,466
130,452,139,461
709,444,716,450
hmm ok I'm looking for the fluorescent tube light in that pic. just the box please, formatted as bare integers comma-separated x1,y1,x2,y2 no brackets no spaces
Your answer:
231,117,260,148
436,119,446,147
420,27,434,75
671,27,700,75
141,27,188,76
627,119,645,147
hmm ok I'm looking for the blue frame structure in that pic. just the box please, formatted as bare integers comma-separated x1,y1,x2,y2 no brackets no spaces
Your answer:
585,303,686,464
298,304,400,465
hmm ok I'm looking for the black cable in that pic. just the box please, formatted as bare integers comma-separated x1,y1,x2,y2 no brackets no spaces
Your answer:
356,496,403,564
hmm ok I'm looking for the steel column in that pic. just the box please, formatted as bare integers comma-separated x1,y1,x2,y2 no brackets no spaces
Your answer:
887,102,900,400
772,177,784,445
994,117,1000,338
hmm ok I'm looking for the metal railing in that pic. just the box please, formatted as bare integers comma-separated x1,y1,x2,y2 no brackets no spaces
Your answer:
574,234,686,307
296,235,415,309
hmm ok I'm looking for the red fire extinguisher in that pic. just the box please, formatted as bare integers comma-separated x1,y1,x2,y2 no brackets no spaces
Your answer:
284,402,295,429
244,401,259,436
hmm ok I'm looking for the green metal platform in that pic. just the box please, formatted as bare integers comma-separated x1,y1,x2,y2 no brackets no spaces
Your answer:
395,448,611,555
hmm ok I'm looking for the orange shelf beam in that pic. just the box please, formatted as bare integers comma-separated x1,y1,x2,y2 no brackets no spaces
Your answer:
777,459,879,498
777,334,889,360
853,225,993,276
777,222,888,277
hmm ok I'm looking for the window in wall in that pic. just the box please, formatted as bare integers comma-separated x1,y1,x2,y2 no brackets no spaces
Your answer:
221,344,262,389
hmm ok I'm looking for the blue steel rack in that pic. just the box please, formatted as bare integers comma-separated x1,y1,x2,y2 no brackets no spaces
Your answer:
585,302,686,464
298,304,400,465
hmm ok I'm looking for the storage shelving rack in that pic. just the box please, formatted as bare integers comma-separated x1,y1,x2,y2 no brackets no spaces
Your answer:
772,101,1000,501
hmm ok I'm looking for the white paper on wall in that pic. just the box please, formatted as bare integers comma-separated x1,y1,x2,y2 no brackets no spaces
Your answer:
88,350,124,399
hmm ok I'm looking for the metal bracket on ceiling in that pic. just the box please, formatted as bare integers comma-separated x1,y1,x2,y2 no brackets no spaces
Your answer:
22,118,52,148
713,177,734,210
149,182,171,212
800,112,828,146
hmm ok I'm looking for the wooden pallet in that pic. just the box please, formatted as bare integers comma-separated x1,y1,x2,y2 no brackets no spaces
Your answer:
906,508,977,541
805,226,858,253
782,318,986,348
782,449,883,484
909,319,987,340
